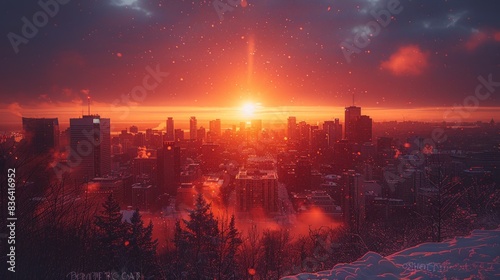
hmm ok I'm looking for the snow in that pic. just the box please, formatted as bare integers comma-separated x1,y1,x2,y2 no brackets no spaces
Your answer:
283,228,500,279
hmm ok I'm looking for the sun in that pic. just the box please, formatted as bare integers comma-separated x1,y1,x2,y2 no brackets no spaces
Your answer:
241,102,257,117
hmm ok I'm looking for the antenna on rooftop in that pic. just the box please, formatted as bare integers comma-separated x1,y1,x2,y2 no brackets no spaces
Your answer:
87,95,91,115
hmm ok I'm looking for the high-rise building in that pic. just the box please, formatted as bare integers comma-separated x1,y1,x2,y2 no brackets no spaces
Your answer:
209,119,221,138
341,170,365,231
235,169,278,214
354,115,373,143
344,106,361,141
295,157,312,192
174,129,184,142
69,115,111,180
251,119,262,133
334,140,354,171
197,126,206,141
22,117,60,155
287,116,297,140
166,117,174,141
323,119,342,147
157,142,181,195
189,116,197,140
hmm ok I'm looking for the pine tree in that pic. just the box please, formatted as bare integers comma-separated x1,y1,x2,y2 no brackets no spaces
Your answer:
94,193,127,271
125,209,159,277
173,193,220,279
217,215,242,280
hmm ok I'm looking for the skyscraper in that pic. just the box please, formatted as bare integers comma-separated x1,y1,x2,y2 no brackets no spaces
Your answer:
190,116,197,140
174,129,184,142
341,170,365,232
354,115,373,143
287,116,297,140
344,106,361,141
197,126,206,141
22,117,60,155
166,117,174,141
323,118,342,147
209,118,221,138
157,142,181,195
69,115,111,180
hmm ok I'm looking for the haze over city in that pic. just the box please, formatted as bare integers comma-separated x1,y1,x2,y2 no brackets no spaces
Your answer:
1,1,499,280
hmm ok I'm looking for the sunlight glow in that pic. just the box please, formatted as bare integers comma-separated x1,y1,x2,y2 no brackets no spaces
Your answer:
241,102,258,117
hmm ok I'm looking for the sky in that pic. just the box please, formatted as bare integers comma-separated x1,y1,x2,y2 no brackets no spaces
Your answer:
1,0,499,128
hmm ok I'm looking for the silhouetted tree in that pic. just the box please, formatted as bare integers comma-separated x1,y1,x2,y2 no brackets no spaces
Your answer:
173,193,220,279
125,209,159,277
94,193,127,271
217,215,242,279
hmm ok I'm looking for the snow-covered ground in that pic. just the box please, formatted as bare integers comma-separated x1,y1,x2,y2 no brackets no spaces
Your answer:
283,228,500,279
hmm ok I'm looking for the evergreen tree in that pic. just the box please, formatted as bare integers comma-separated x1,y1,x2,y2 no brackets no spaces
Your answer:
125,209,159,277
173,193,220,279
94,193,127,271
217,215,242,280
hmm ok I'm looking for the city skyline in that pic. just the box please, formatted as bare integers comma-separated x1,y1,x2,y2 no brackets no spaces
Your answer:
1,1,499,279
1,1,500,128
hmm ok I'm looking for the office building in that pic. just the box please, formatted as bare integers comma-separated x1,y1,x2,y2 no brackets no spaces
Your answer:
190,116,197,140
166,117,174,141
287,116,297,140
344,106,361,141
341,170,365,232
174,129,184,142
209,119,221,138
69,115,111,179
157,142,181,195
235,169,279,214
354,115,373,143
323,119,342,147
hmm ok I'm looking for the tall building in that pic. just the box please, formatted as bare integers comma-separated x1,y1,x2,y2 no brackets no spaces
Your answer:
344,106,361,141
22,117,60,154
341,170,365,232
251,119,262,133
209,119,221,138
174,129,184,142
295,157,312,192
166,117,174,141
323,118,342,147
334,140,354,171
235,169,278,214
197,126,206,141
354,115,373,143
157,142,181,195
189,116,197,140
69,115,111,179
287,116,297,140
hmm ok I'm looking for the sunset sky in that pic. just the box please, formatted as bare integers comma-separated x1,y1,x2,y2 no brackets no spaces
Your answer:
1,0,499,129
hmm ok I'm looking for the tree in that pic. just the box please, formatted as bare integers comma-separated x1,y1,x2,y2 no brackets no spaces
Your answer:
217,214,242,279
94,193,127,271
257,229,292,279
173,193,220,279
125,209,159,277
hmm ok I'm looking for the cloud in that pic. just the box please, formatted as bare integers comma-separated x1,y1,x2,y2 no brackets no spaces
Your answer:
7,102,23,117
111,0,151,16
381,45,429,76
464,29,500,51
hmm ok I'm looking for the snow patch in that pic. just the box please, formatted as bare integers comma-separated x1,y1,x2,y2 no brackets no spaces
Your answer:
283,228,500,279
